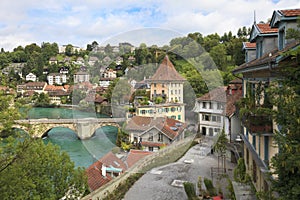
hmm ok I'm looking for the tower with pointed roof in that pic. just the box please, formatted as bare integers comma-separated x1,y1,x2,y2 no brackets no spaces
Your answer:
136,56,186,122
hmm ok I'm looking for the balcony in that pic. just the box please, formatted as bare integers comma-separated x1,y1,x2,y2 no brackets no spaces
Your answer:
242,115,273,134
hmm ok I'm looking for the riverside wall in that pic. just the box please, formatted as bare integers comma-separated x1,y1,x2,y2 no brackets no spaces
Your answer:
82,135,195,200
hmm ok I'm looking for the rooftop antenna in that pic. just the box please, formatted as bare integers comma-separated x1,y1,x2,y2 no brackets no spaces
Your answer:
254,10,256,24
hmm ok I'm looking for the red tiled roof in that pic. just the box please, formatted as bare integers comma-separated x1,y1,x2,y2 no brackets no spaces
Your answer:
233,41,300,73
126,149,153,168
86,161,112,191
99,152,127,172
25,82,47,88
197,87,227,103
44,85,64,91
141,141,166,147
256,23,278,34
244,42,256,49
197,85,242,117
225,90,242,117
280,8,300,17
125,116,186,140
161,117,187,140
150,56,186,82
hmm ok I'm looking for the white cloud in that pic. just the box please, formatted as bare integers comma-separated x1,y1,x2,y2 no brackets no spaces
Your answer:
0,0,300,51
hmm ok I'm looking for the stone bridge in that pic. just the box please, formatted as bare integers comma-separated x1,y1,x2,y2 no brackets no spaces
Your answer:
15,118,125,140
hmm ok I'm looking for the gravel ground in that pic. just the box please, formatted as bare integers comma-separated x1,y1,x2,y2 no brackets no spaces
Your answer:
124,140,236,200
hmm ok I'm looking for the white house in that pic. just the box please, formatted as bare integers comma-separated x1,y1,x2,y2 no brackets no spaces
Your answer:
47,73,67,85
74,71,90,83
193,80,242,141
26,73,37,82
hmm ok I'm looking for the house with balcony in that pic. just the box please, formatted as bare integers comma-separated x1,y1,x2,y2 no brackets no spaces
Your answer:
232,8,300,194
136,56,186,122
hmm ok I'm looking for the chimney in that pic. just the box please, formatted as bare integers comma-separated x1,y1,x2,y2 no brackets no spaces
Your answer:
101,164,106,177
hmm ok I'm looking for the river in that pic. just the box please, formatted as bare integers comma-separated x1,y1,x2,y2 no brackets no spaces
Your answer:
27,107,118,168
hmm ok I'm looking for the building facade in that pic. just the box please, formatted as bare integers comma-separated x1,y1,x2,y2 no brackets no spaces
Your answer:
136,56,186,122
232,8,300,193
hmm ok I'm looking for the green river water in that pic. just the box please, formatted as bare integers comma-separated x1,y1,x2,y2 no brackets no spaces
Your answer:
27,107,118,168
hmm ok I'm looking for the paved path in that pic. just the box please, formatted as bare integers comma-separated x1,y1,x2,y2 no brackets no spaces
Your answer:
124,139,236,200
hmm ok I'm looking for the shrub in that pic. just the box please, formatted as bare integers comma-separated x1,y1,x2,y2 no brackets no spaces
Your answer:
204,178,217,196
183,182,197,200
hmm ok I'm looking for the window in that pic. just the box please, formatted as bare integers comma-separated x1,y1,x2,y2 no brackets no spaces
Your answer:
171,90,173,95
202,102,206,108
171,107,176,112
209,128,213,136
148,135,153,141
154,83,156,87
175,90,177,95
178,115,181,120
216,116,221,122
158,133,163,142
202,115,209,121
141,110,146,115
212,116,217,122
149,147,154,151
214,128,220,133
264,136,269,164
217,103,222,109
279,28,285,50
209,102,212,109
162,84,165,88
253,135,256,150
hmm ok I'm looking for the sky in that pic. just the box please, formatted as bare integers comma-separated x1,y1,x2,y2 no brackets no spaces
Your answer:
0,0,299,51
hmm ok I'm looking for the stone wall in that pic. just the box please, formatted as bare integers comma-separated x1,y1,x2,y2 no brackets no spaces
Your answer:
82,135,194,200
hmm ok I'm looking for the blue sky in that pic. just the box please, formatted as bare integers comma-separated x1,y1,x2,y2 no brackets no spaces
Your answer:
0,0,299,51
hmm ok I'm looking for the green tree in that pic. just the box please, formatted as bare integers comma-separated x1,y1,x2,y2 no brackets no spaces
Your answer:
268,19,300,199
0,92,88,199
65,44,73,56
269,64,300,199
0,139,88,199
104,44,113,55
34,93,51,107
209,44,227,70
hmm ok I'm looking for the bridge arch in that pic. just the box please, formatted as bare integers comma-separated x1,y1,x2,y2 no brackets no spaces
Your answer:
90,122,120,137
33,124,77,138
41,126,79,139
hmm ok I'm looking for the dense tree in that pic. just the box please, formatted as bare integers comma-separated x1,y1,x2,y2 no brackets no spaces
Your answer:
65,44,73,56
24,43,41,55
104,44,113,55
0,92,88,199
41,42,59,61
209,44,227,70
34,93,51,107
0,52,10,68
269,22,300,199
